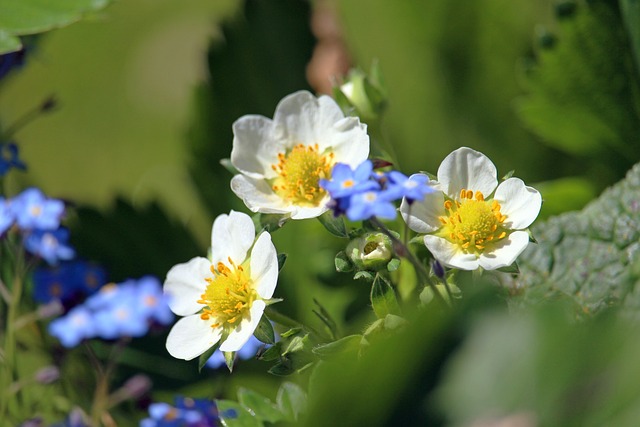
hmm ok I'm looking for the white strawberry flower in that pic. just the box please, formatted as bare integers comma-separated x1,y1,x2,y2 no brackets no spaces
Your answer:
164,211,278,360
400,147,542,271
230,90,370,220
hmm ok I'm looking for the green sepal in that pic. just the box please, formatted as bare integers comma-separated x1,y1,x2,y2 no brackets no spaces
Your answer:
354,270,375,281
253,213,288,233
386,258,401,272
223,351,236,372
501,169,515,181
317,211,348,238
334,251,353,272
497,262,520,274
254,314,276,345
277,253,287,271
312,335,362,359
198,341,221,372
268,358,294,376
276,382,307,422
237,387,283,423
258,342,282,361
280,327,302,338
219,158,239,175
370,273,401,318
420,283,461,306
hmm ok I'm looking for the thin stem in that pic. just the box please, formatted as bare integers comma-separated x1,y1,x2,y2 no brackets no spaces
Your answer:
369,217,447,306
87,338,128,427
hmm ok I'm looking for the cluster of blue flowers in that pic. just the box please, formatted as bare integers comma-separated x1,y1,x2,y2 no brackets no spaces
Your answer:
48,276,174,347
32,260,107,305
141,397,220,427
320,161,434,221
1,187,74,265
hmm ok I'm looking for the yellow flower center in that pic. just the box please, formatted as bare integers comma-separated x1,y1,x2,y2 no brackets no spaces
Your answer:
438,189,508,253
197,258,256,329
271,143,334,206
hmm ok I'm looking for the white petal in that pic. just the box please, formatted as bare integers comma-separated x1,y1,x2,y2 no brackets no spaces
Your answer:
493,178,542,230
211,211,256,267
250,232,279,299
230,175,293,215
400,188,445,233
437,147,498,199
164,257,211,316
478,231,529,270
424,235,479,270
165,314,222,360
230,115,281,179
289,202,330,220
274,91,345,145
322,117,370,165
220,300,266,352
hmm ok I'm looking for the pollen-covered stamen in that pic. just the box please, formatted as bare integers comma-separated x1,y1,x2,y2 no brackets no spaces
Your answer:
438,189,508,253
197,257,256,329
271,143,334,206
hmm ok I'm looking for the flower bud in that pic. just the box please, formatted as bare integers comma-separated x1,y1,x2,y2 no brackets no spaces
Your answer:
346,232,393,271
34,366,60,384
335,63,387,121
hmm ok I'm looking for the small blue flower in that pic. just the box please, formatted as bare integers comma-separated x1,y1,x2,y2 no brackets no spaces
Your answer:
346,190,398,221
135,276,174,326
0,142,27,176
320,161,379,199
24,228,75,265
385,171,433,203
141,397,219,427
48,306,96,348
33,260,107,304
94,298,149,340
10,188,65,230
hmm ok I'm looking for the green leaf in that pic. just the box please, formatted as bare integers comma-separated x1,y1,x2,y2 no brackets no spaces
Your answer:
257,342,282,362
268,358,294,376
237,388,283,423
517,0,640,166
353,270,375,281
253,314,276,345
198,342,221,372
276,382,307,422
280,327,302,338
386,258,400,272
370,273,401,318
216,399,263,427
620,0,640,76
317,211,349,238
0,0,111,54
515,161,640,316
312,335,362,359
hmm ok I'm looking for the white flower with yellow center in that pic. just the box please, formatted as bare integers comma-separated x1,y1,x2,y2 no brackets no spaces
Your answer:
230,90,370,220
163,211,278,360
400,147,542,271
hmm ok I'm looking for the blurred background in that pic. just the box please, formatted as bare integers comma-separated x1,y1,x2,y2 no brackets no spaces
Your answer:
3,0,640,425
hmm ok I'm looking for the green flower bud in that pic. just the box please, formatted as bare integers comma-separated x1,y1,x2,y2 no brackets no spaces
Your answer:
346,232,393,271
334,63,387,121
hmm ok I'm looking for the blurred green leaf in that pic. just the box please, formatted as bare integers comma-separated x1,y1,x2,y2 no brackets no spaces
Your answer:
312,335,362,359
198,342,221,372
276,253,287,272
0,0,111,54
217,399,263,427
516,162,640,317
534,176,598,219
237,388,283,424
276,382,307,422
370,273,401,318
311,298,339,340
517,0,640,166
620,0,640,75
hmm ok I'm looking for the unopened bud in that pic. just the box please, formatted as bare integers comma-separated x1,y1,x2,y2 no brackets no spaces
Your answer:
347,232,393,271
120,374,152,400
431,260,445,279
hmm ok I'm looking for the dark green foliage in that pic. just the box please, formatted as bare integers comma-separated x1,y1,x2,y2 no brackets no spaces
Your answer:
517,0,640,184
516,161,640,317
70,198,202,282
188,0,315,218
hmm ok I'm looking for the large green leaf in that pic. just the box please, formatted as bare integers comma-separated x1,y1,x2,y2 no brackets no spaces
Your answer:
0,0,111,54
517,0,640,170
515,162,640,316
